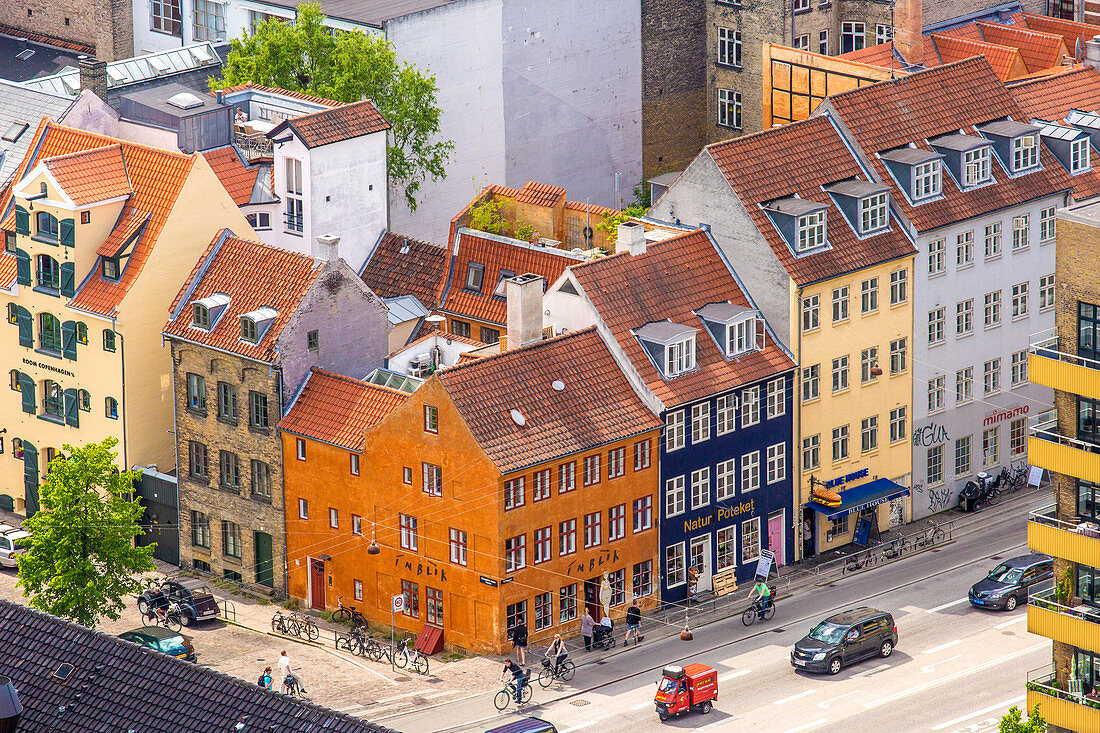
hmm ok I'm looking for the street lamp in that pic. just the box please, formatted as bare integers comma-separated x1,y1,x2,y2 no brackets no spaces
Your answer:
367,507,381,555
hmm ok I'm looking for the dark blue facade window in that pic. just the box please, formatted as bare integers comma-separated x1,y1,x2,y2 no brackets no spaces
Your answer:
658,370,796,604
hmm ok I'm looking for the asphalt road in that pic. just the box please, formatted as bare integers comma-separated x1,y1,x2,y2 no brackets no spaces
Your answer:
382,493,1046,733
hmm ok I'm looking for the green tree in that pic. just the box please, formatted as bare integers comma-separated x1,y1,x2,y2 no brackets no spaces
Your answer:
213,2,453,211
596,205,648,245
17,438,155,628
999,703,1046,733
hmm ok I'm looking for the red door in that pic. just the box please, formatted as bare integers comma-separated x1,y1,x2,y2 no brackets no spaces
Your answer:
310,559,326,610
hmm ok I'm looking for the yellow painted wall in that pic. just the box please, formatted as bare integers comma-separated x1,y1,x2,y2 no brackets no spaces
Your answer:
789,256,915,553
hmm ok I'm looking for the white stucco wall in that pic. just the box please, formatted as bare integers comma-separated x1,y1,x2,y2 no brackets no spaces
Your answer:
267,133,311,254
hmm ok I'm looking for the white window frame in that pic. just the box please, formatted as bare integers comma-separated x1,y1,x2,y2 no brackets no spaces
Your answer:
717,394,737,435
767,378,785,419
1012,281,1029,319
964,147,992,186
666,410,685,452
861,276,878,314
860,192,889,234
802,294,820,332
665,476,685,517
716,459,736,500
766,443,786,484
956,230,973,267
832,286,849,323
798,210,827,251
928,238,946,276
928,307,945,345
802,434,820,471
691,402,711,444
956,367,973,404
727,317,757,355
802,364,820,402
1012,134,1039,172
717,88,742,129
1040,274,1055,311
1040,206,1056,243
741,451,761,492
957,299,973,336
666,542,686,587
718,27,742,67
1072,138,1091,174
742,517,762,564
890,269,907,305
741,386,761,427
1012,215,1029,251
665,337,696,377
690,468,710,509
928,375,945,413
913,160,941,200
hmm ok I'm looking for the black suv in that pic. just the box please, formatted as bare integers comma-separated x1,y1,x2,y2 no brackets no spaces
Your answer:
791,607,897,675
137,578,219,626
969,553,1053,611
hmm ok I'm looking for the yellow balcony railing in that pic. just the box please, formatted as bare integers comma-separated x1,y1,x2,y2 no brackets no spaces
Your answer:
1026,668,1100,732
1029,330,1100,400
1028,509,1100,568
1027,587,1100,648
1029,423,1100,485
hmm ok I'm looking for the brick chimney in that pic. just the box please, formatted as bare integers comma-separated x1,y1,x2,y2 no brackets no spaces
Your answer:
893,0,922,67
78,56,108,102
506,274,545,350
618,220,646,256
313,234,340,267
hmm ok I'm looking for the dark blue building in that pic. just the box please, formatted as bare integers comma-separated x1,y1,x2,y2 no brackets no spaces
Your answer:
554,225,798,607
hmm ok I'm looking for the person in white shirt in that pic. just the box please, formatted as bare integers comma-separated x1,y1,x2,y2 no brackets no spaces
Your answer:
278,650,306,694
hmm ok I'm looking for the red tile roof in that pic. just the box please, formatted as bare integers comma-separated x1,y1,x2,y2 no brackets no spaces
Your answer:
96,210,150,257
200,146,259,206
278,368,408,451
438,230,583,326
706,115,915,286
930,34,1026,80
1014,12,1098,56
163,231,321,363
44,144,132,205
563,200,618,216
826,57,1069,232
0,120,198,317
973,22,1067,73
278,100,390,149
213,83,343,108
568,229,796,408
437,327,662,473
514,181,566,208
359,231,447,307
0,252,14,291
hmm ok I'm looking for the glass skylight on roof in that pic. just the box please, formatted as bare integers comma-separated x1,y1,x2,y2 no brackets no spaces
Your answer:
365,368,423,393
167,92,204,110
148,56,171,74
1068,110,1100,130
1,122,27,143
107,66,128,83
190,45,214,64
1038,121,1083,141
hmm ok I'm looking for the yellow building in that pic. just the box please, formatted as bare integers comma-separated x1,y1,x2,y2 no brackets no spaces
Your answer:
1025,201,1100,732
0,120,253,515
653,114,915,559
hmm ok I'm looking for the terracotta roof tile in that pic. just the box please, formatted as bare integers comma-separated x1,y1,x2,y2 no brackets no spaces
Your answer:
930,34,1027,81
96,209,150,257
826,57,1069,231
360,231,447,307
213,82,343,108
706,115,916,286
1015,12,1099,55
568,229,796,407
279,368,408,451
514,181,567,208
200,145,259,206
437,327,662,473
563,200,618,216
439,230,583,325
974,22,1067,73
44,144,132,205
163,231,321,362
280,100,390,148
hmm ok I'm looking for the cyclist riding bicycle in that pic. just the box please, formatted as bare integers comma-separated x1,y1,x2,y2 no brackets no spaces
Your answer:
545,634,568,676
749,580,772,612
501,659,528,703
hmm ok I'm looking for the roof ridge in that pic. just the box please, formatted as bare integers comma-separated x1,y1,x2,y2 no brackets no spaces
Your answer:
975,20,1065,43
705,113,833,152
223,232,319,263
456,227,587,260
1005,64,1093,86
438,325,598,376
930,32,1021,54
826,56,992,103
293,98,378,123
42,142,122,165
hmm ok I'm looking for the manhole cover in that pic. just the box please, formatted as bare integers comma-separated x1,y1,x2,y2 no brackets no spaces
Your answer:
596,660,608,665
571,700,590,707
990,556,1002,560
393,676,412,682
771,628,786,633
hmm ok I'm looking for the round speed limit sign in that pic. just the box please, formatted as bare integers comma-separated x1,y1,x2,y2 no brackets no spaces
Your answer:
391,594,405,613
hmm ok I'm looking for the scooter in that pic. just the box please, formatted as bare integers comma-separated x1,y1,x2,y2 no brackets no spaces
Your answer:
958,471,998,512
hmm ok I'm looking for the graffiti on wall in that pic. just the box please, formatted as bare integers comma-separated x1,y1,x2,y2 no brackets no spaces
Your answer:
913,482,957,514
912,423,949,447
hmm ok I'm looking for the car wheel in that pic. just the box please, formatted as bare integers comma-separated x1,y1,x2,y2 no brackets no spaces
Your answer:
828,657,842,675
700,701,713,714
1004,595,1018,612
137,598,149,615
179,612,192,627
879,640,893,658
658,712,669,721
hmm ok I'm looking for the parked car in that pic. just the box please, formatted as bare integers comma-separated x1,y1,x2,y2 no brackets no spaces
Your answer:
136,578,219,626
0,529,31,569
118,626,196,661
485,719,558,733
791,607,897,675
969,553,1053,611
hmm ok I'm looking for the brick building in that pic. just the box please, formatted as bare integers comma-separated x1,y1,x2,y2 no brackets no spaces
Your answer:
0,0,132,61
280,316,662,654
163,231,388,593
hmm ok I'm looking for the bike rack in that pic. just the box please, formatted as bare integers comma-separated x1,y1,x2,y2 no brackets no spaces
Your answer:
219,599,236,622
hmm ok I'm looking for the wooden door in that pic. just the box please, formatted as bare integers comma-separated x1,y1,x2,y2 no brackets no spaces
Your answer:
310,559,325,610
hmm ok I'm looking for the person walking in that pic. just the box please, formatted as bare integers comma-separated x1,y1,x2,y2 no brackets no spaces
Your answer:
581,609,595,652
278,650,306,694
625,603,643,645
511,619,528,664
258,666,273,689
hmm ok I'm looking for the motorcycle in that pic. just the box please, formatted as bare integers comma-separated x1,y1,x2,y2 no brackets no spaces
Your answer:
958,471,998,512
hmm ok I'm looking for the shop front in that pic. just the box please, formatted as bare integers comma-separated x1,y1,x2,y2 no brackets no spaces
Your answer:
802,469,910,554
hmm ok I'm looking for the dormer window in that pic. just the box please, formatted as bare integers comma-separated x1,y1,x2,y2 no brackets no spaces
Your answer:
696,302,760,358
493,269,516,298
190,293,230,331
824,180,889,236
464,263,484,292
727,317,757,356
860,192,888,234
192,303,210,329
1072,137,1091,174
963,147,991,186
913,160,941,199
1013,134,1038,172
798,211,826,251
240,316,258,342
978,120,1041,176
239,306,277,344
1037,119,1092,176
102,258,120,281
881,147,943,203
634,321,698,379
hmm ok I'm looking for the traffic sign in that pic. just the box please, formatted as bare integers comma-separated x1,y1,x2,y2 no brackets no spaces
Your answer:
391,594,405,613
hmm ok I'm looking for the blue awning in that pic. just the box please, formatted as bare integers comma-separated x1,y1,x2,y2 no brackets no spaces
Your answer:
804,478,909,520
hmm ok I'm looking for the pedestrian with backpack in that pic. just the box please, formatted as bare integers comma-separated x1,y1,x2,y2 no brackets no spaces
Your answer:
258,666,272,689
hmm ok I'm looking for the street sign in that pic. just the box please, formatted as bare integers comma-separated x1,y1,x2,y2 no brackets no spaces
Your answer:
1028,466,1043,488
755,549,775,581
391,594,405,613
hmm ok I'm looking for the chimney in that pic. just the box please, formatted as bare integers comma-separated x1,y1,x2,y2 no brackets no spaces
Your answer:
313,233,340,267
1086,36,1100,72
78,56,108,102
618,220,646,256
893,0,922,67
506,273,545,350
0,676,22,733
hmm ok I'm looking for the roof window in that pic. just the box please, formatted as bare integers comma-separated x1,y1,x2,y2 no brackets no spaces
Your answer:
762,197,829,255
190,292,230,331
2,122,28,143
239,306,277,344
1036,120,1091,176
696,303,761,358
824,180,890,236
979,120,1041,175
930,134,994,189
493,269,516,298
634,321,698,379
464,263,484,292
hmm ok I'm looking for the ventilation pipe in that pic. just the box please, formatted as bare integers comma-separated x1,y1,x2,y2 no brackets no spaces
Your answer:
0,676,22,733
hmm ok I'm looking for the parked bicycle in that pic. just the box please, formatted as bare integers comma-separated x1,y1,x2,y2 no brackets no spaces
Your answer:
741,597,776,626
906,519,946,552
144,600,183,633
537,655,576,687
270,610,320,642
335,627,367,657
494,675,533,711
331,596,367,627
406,642,430,675
366,636,410,669
843,548,878,575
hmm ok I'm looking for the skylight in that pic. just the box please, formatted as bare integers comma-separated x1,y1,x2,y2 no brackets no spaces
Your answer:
1,122,28,143
167,92,204,110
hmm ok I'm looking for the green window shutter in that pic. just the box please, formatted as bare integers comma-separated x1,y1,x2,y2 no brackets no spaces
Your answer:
58,218,75,247
15,248,29,286
61,320,77,360
64,388,79,427
18,374,35,414
22,442,37,476
16,306,31,348
14,206,29,235
59,262,75,297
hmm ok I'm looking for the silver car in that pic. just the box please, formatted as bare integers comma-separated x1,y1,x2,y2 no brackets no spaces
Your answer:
0,529,30,569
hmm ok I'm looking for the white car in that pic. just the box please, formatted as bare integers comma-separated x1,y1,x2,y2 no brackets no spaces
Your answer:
0,529,30,569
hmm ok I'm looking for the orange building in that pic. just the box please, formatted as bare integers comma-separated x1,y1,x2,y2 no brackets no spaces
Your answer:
280,319,662,654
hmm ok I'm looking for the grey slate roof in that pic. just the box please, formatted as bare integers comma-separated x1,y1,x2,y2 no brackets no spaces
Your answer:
0,600,400,733
20,43,221,98
0,79,74,186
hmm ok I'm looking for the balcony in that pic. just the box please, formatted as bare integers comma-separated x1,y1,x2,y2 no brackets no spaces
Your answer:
1027,667,1100,731
233,130,273,162
1028,508,1100,568
1028,586,1100,648
1030,413,1100,484
1029,329,1100,400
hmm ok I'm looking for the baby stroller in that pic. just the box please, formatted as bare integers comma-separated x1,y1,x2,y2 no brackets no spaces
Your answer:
592,623,616,650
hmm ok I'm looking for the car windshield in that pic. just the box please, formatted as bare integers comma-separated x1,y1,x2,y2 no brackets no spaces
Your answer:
809,621,848,644
189,585,213,597
658,677,679,693
157,635,187,654
986,565,1024,584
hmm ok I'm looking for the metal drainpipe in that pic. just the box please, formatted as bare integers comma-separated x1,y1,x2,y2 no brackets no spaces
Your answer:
168,339,181,568
115,318,127,473
795,286,804,563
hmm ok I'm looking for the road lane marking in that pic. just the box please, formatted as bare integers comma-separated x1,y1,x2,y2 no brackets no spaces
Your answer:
922,639,963,655
851,663,890,678
925,598,969,613
718,669,752,682
863,643,1047,708
700,719,736,730
930,695,1026,730
920,654,961,673
784,719,828,733
630,701,653,710
561,723,598,733
995,615,1027,629
818,690,859,708
774,689,816,705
